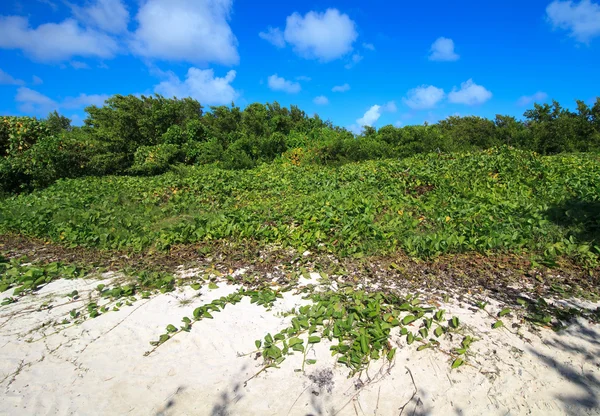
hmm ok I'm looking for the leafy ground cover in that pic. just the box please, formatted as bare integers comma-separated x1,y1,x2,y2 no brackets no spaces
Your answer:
1,147,598,265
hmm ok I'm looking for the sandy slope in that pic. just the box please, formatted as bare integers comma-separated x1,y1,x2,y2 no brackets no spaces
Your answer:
1,271,599,416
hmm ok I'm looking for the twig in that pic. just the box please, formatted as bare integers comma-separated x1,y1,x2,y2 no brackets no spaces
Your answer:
398,367,417,416
286,384,310,415
80,299,150,356
243,365,270,387
374,386,381,415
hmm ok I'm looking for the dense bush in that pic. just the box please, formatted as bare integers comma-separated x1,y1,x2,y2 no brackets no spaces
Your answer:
129,144,182,176
1,95,599,193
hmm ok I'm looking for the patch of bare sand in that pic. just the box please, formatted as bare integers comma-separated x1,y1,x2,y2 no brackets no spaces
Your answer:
1,272,599,416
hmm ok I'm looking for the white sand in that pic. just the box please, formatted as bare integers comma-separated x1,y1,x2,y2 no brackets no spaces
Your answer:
1,271,599,416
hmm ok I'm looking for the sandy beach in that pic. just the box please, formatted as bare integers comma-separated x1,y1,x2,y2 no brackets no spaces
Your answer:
1,270,599,416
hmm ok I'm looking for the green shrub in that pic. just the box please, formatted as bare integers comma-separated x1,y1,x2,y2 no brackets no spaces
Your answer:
221,143,255,170
185,119,209,142
161,125,186,145
1,116,50,157
129,144,182,175
183,139,224,165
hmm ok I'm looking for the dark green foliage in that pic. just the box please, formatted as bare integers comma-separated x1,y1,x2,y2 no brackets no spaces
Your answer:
129,144,182,175
83,94,203,154
183,139,224,165
45,111,72,135
1,95,599,192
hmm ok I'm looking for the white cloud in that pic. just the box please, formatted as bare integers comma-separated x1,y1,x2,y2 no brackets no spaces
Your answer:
0,68,24,85
394,121,402,127
382,101,397,112
357,105,382,127
32,75,43,85
517,91,549,106
278,8,358,61
363,42,375,50
38,0,58,11
295,75,312,81
132,0,239,66
62,93,109,109
70,0,130,34
313,95,329,105
344,53,363,69
70,60,90,69
332,83,350,92
15,87,58,113
428,37,459,61
0,16,118,62
259,26,285,48
15,87,110,114
154,67,238,106
267,74,301,93
546,0,600,43
403,85,445,109
352,101,397,132
448,79,492,105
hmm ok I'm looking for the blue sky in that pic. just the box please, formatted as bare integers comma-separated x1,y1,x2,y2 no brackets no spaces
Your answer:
0,0,599,131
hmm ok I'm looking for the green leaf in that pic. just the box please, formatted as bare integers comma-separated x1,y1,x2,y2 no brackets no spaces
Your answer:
306,359,317,365
308,336,321,344
450,316,459,328
451,358,464,369
208,282,219,290
166,324,177,333
498,308,511,318
255,340,261,349
191,283,201,290
402,315,417,325
492,320,504,329
288,337,303,347
434,326,444,337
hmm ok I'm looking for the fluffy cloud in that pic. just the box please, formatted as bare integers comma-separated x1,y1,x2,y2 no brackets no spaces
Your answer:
363,42,375,51
546,0,600,43
132,0,239,65
15,87,58,113
70,0,130,34
448,79,492,105
357,105,382,128
70,61,90,69
517,91,549,106
261,9,357,62
429,37,460,61
344,53,363,69
428,37,459,61
38,0,58,11
154,67,238,106
32,75,43,85
382,101,397,112
332,83,350,92
259,27,285,48
295,75,312,81
0,68,24,85
0,16,118,62
267,74,301,93
403,85,445,109
353,101,397,132
313,95,329,105
62,93,110,109
15,87,109,114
